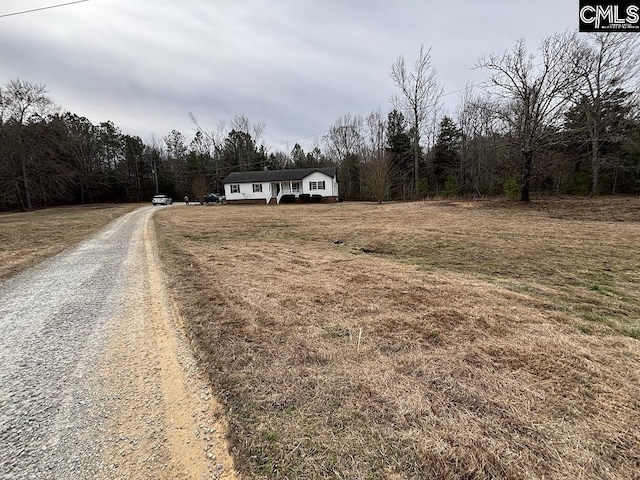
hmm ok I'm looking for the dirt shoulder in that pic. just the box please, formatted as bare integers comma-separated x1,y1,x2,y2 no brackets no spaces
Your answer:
96,211,238,479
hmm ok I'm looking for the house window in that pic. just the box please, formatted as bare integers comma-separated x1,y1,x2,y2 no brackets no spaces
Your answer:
310,181,325,190
292,182,301,191
253,184,262,193
318,180,325,190
230,184,240,194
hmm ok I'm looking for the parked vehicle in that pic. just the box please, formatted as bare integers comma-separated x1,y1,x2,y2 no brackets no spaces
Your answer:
202,193,226,204
152,194,173,205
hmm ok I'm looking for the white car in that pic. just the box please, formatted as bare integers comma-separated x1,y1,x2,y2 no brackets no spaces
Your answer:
152,194,172,205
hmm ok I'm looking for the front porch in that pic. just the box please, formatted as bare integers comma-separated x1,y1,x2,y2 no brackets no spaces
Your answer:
268,181,302,204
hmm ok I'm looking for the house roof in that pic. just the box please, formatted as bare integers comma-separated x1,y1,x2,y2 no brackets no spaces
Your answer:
223,167,337,184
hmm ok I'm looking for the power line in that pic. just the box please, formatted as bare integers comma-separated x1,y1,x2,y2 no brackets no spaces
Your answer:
0,0,90,19
440,80,492,97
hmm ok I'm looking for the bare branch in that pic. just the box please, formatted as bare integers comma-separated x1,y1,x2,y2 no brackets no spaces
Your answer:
390,45,443,197
476,32,583,201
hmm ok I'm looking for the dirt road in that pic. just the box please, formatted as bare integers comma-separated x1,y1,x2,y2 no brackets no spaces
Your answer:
0,207,237,479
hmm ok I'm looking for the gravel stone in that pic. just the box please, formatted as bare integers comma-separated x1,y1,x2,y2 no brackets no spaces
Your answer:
0,207,237,480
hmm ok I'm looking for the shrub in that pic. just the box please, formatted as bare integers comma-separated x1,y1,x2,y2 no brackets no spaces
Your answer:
311,194,323,203
280,194,296,203
442,175,459,198
299,194,311,203
568,171,591,195
417,178,430,198
503,178,520,200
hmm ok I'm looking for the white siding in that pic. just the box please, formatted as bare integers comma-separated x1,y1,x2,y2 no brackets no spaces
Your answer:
224,182,270,201
224,170,338,201
302,172,337,197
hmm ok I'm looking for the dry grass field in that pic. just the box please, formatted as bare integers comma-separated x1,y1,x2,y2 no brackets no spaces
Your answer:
154,197,640,479
0,204,140,281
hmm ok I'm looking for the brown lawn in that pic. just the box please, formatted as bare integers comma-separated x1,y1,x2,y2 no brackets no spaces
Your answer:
154,197,640,479
0,204,140,281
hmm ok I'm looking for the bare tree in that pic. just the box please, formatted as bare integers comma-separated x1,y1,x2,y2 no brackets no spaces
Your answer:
232,113,266,144
362,151,393,203
455,83,476,195
269,151,291,170
364,110,386,154
572,33,640,195
191,175,208,202
145,134,164,195
323,113,365,199
0,78,55,124
0,79,56,210
190,113,229,192
62,113,101,204
476,32,583,201
390,45,443,198
323,113,364,163
361,110,393,203
231,113,249,134
456,84,512,196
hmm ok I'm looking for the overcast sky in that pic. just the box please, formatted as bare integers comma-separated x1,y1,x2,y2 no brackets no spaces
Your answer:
0,0,579,151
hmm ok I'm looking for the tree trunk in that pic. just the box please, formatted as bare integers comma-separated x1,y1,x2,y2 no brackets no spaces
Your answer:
414,147,419,198
520,149,533,202
15,180,26,211
21,155,32,211
590,138,601,196
413,122,420,199
134,157,142,202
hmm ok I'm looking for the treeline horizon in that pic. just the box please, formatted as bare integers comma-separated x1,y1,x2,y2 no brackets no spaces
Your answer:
1,31,639,211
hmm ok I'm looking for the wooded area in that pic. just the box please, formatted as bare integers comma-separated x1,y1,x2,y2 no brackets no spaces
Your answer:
1,32,638,211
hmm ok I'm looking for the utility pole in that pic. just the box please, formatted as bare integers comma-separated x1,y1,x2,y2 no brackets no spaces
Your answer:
152,162,159,194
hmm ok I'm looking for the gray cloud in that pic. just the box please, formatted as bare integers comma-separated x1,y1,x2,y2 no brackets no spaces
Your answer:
1,0,578,151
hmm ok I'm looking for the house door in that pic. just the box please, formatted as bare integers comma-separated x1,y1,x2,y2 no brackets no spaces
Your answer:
271,183,280,195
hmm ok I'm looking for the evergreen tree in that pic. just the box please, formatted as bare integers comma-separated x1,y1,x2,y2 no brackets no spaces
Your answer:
218,129,267,172
386,109,412,200
565,89,636,194
433,116,462,194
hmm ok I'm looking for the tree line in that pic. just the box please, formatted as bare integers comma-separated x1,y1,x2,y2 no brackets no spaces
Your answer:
1,31,638,211
328,32,640,202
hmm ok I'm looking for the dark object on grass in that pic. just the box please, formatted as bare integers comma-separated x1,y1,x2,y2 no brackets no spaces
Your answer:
203,193,226,204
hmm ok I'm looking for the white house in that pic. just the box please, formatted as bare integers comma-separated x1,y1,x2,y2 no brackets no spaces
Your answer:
222,167,339,204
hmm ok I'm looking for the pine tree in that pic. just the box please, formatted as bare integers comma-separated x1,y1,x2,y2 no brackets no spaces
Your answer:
433,116,462,194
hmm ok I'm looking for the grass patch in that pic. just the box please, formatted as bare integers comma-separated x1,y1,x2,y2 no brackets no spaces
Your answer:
155,197,640,479
0,204,140,281
323,324,351,338
622,327,640,340
183,233,208,241
577,324,593,335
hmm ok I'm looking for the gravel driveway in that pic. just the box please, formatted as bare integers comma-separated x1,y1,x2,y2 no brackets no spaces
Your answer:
0,206,236,480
